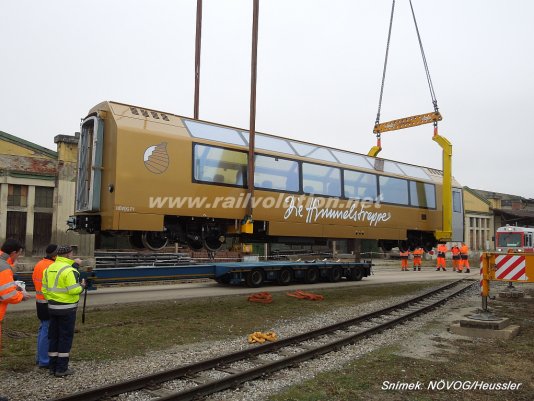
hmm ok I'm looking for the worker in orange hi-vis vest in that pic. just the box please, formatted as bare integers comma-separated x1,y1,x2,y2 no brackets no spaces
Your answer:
451,244,461,272
412,247,424,271
436,243,448,271
458,242,470,273
0,239,30,353
399,249,410,271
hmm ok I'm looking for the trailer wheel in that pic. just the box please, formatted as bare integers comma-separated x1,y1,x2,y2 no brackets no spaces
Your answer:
245,269,264,288
304,268,319,284
277,268,293,285
215,274,231,285
328,267,342,282
347,268,364,281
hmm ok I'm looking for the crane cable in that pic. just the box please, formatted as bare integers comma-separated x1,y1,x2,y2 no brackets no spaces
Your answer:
408,0,439,118
375,0,440,136
374,0,396,134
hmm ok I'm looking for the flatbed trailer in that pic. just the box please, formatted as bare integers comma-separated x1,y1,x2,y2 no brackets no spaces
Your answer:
17,260,372,289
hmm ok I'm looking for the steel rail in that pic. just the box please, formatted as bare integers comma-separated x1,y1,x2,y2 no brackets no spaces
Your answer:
49,280,475,401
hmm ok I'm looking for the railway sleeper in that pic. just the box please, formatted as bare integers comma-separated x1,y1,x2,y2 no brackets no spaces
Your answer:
216,366,243,375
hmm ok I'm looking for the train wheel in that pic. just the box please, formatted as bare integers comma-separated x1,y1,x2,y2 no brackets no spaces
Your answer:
328,267,342,282
187,234,203,251
277,268,293,285
245,269,264,287
141,231,169,251
129,232,145,249
204,235,225,252
304,268,319,284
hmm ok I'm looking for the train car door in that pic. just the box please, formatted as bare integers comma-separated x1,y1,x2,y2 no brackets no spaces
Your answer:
76,115,104,212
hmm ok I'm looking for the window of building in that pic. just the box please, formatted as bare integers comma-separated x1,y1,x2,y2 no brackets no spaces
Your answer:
193,144,248,186
302,163,341,197
409,181,436,208
254,155,299,192
7,185,28,207
35,187,54,208
453,191,462,212
378,176,409,205
344,170,377,200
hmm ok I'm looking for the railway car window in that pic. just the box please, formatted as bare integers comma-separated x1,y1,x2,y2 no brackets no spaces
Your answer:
398,164,430,179
332,150,374,169
497,233,521,247
344,170,377,200
382,161,405,176
185,120,246,146
453,191,462,212
302,163,341,197
291,142,337,162
409,181,436,208
378,176,409,205
254,155,299,192
253,134,295,155
193,144,248,186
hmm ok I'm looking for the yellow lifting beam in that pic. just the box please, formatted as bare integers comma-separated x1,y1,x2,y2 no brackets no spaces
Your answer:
373,111,442,135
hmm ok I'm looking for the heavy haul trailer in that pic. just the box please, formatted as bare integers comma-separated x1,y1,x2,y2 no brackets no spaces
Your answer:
73,260,372,288
69,101,464,253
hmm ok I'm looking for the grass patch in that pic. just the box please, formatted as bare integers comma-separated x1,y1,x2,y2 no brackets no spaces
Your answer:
1,281,438,372
270,286,534,401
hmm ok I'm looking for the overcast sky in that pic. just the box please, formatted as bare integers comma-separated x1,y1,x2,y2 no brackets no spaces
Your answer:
1,0,533,198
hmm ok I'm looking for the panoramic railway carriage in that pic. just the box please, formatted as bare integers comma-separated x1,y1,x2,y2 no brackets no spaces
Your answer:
69,101,464,251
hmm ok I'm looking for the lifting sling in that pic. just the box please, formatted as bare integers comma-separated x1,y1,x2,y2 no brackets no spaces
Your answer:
370,0,442,157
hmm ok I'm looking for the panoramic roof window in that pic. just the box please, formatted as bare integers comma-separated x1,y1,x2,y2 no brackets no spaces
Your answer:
383,160,406,176
253,133,295,155
290,142,316,157
398,163,430,180
332,150,374,169
290,142,337,162
184,120,246,146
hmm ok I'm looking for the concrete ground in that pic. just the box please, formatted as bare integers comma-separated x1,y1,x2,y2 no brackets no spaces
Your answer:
10,261,477,312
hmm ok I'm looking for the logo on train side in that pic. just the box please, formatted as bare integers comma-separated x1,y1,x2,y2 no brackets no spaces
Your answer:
143,142,169,174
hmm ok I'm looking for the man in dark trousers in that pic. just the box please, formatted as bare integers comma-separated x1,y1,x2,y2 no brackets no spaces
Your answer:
32,244,58,368
42,245,85,377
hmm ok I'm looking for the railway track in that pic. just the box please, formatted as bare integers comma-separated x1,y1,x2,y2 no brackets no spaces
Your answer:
50,279,475,401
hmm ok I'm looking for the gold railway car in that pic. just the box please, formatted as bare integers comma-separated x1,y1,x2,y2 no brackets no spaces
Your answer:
69,101,464,251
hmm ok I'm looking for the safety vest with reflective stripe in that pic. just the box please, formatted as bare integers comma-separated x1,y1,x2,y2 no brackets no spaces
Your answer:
412,248,424,258
32,257,54,303
0,253,23,316
42,256,83,308
0,251,14,266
